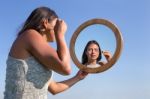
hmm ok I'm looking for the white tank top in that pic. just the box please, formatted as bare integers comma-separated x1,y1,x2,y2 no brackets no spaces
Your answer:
4,56,53,99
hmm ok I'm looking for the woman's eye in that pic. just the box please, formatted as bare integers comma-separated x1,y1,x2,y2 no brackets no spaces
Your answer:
87,49,92,51
94,49,99,52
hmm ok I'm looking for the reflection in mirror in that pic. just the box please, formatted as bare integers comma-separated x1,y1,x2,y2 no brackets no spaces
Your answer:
75,24,116,68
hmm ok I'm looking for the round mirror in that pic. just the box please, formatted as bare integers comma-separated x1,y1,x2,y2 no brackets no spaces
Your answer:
70,18,123,73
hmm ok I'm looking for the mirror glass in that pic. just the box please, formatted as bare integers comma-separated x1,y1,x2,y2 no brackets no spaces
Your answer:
75,24,116,68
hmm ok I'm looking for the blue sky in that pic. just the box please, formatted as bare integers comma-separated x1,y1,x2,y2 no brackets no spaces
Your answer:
0,0,150,99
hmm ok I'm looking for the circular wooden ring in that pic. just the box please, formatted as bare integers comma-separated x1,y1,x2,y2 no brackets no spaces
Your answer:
70,18,123,73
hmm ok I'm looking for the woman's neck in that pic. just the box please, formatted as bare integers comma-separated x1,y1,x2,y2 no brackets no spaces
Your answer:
86,60,97,65
40,31,48,42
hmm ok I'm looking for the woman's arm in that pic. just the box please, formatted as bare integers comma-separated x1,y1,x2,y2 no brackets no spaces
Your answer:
25,20,71,75
54,20,71,74
102,51,112,62
98,51,112,66
48,70,88,95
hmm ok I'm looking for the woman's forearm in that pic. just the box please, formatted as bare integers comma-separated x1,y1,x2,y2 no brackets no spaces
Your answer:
56,36,70,62
48,76,80,95
56,36,71,72
54,20,71,74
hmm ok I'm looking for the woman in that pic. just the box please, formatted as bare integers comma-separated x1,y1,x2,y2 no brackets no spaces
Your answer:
82,40,112,68
4,7,88,99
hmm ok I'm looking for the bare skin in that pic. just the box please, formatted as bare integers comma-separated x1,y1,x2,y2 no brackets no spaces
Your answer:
102,50,112,61
85,43,112,66
9,18,88,95
48,70,88,95
9,19,71,75
86,44,100,65
99,51,112,65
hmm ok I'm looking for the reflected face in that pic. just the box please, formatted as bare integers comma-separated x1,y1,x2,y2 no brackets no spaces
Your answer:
86,43,100,62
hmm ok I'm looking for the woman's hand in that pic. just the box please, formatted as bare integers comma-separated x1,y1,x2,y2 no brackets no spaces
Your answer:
75,70,88,80
54,19,67,37
102,51,112,61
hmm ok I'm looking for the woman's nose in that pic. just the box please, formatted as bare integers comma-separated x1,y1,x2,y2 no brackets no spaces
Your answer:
92,50,95,53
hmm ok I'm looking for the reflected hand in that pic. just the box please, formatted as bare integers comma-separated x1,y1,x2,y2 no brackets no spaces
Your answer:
102,51,112,61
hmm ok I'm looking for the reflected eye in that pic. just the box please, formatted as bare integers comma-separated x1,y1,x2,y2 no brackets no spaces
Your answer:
87,48,92,52
94,48,99,52
87,48,99,52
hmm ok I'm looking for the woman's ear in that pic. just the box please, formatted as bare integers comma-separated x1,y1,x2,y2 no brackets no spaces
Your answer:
42,19,48,29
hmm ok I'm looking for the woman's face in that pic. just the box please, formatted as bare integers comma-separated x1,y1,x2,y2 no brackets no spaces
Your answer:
45,18,57,42
86,43,100,62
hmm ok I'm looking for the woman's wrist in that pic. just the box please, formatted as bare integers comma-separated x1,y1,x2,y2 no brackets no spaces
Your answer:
55,33,65,41
74,75,82,81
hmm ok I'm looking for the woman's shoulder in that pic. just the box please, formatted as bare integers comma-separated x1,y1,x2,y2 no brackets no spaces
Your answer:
9,29,40,58
23,29,41,38
21,29,44,43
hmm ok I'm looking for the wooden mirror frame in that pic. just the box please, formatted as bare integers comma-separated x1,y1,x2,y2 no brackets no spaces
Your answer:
70,18,123,73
